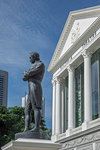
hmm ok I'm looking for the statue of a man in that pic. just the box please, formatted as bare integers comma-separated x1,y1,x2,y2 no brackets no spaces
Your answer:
23,52,45,132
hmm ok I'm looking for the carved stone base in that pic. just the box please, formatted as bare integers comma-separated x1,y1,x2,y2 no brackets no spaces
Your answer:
15,131,47,140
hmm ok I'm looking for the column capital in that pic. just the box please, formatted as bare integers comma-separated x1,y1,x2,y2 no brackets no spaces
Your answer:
51,79,56,86
55,77,61,134
67,65,74,72
55,77,65,86
55,77,60,83
81,50,92,59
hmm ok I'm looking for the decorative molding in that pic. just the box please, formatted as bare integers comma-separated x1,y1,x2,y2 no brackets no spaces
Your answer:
55,77,66,86
82,31,97,48
71,22,80,44
67,65,74,72
62,131,100,149
77,144,92,150
96,142,100,150
81,49,92,58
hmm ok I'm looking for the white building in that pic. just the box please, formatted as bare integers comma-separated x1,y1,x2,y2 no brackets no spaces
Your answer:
22,93,28,107
41,97,45,119
0,70,8,107
48,6,100,150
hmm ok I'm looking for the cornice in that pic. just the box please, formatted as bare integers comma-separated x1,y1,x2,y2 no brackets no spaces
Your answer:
48,14,74,72
70,5,100,19
48,6,100,73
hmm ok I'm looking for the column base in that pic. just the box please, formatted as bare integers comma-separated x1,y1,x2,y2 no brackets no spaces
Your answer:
51,134,59,142
82,121,89,131
66,128,72,137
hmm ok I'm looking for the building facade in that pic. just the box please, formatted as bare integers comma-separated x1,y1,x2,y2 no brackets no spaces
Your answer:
48,6,100,150
0,70,8,107
22,93,28,107
41,97,45,119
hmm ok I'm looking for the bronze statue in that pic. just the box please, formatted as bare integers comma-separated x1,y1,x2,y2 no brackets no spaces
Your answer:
23,52,45,132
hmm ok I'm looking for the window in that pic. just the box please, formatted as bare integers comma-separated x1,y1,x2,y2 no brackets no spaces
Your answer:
91,49,100,120
75,63,84,127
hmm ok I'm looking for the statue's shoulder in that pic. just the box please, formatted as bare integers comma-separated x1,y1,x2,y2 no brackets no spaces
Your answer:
30,61,45,69
37,61,45,67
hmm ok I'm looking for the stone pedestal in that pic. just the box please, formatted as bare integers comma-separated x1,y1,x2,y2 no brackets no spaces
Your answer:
15,131,47,140
1,138,61,150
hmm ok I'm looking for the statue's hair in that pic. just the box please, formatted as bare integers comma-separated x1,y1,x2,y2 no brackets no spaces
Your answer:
30,52,40,60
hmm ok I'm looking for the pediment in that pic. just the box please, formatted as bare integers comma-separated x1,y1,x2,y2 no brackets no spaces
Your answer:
60,17,97,58
48,6,100,72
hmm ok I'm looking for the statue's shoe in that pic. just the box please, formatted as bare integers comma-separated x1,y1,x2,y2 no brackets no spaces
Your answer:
24,128,29,132
30,128,39,132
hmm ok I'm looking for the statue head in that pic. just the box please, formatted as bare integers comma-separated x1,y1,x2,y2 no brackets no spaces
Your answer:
30,52,40,63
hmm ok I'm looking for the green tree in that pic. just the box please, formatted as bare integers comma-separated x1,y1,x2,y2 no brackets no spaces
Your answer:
0,106,11,148
0,106,25,149
0,106,51,149
8,107,25,140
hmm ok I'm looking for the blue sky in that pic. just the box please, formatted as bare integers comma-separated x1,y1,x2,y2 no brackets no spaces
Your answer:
0,0,100,129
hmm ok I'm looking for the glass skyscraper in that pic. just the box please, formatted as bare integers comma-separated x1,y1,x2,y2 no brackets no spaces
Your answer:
0,70,8,107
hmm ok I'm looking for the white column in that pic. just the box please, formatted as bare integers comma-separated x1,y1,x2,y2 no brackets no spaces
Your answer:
52,79,56,136
61,79,65,133
82,50,92,122
55,77,61,134
64,81,67,131
67,65,75,130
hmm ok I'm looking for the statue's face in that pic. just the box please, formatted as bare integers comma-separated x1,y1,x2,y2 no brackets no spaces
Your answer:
29,55,35,63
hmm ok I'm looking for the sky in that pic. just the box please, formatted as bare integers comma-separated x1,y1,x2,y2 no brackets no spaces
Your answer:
0,0,100,129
